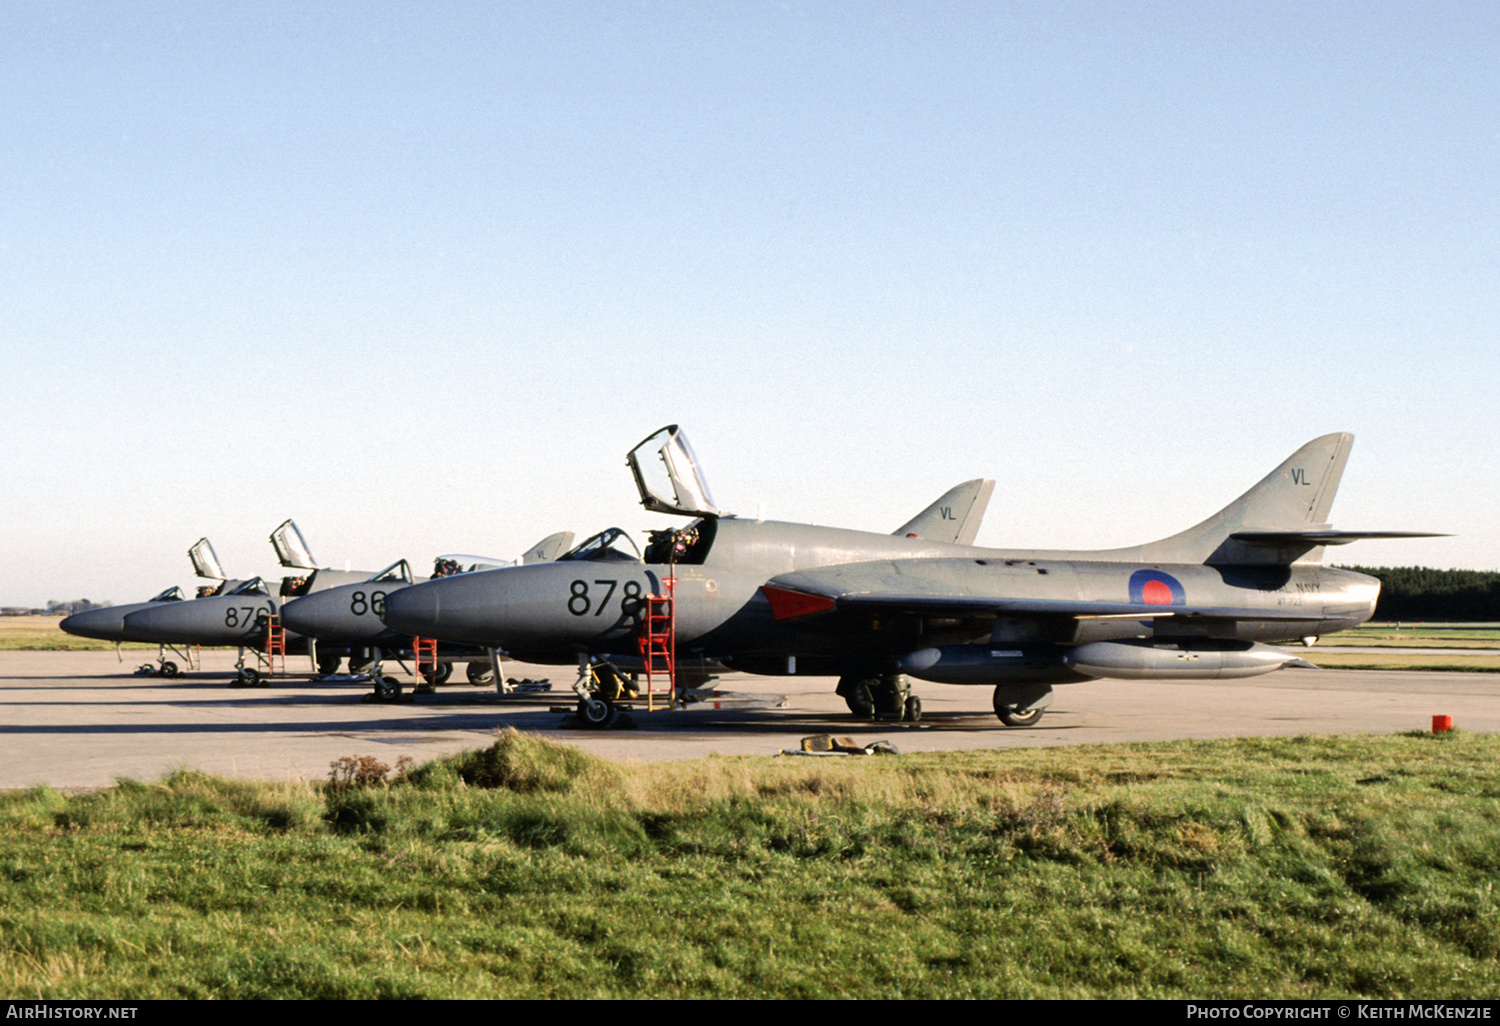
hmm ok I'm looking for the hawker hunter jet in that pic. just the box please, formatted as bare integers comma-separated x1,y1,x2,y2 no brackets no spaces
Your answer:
383,427,1436,726
60,537,240,675
119,520,377,674
278,532,574,685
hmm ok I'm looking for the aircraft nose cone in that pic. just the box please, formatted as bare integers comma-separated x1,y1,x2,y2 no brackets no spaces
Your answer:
60,608,128,641
278,594,321,637
281,585,395,645
382,581,441,637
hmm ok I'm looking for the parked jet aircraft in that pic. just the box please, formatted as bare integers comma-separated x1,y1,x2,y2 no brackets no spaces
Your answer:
383,427,1438,727
118,521,374,672
59,537,238,675
278,533,575,685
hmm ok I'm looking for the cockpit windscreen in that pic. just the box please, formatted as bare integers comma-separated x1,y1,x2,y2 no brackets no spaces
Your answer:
557,529,643,563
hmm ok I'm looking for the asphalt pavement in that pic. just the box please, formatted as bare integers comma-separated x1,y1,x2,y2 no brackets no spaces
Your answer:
4,649,1498,790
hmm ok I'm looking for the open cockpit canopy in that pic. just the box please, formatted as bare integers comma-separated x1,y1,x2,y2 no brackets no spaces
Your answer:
270,520,318,570
627,425,720,518
188,538,226,581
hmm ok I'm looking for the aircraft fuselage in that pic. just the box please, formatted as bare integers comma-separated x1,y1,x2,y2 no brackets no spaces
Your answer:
380,517,1380,682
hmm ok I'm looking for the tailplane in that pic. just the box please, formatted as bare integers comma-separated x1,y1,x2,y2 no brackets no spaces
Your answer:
894,479,996,546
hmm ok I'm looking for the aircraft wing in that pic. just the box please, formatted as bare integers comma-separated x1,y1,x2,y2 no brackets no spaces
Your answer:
761,559,1348,626
762,584,1331,624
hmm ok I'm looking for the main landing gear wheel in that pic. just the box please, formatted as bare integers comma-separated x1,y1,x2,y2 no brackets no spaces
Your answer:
838,675,923,722
992,684,1052,727
466,662,495,686
576,696,618,730
348,650,378,675
996,706,1044,727
317,654,342,676
837,676,878,719
421,662,453,687
872,673,915,722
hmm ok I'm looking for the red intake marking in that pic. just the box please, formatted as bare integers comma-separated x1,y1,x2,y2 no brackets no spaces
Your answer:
761,586,838,621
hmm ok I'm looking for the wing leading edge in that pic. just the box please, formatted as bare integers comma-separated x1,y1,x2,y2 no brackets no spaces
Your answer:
761,583,1339,625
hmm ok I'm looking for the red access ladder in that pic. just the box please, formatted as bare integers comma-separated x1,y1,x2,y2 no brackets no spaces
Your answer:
264,614,287,677
413,636,439,682
638,576,676,710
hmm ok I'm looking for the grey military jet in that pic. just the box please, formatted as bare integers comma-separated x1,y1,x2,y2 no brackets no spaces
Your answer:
60,537,238,675
278,532,575,686
382,426,995,718
118,520,377,676
383,427,1438,727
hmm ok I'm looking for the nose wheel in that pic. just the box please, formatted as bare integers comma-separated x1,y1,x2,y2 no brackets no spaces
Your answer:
575,696,619,730
569,655,634,729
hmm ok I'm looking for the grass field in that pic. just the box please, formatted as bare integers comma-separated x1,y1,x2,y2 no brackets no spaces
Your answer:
1333,625,1500,647
3,729,1498,999
0,616,156,652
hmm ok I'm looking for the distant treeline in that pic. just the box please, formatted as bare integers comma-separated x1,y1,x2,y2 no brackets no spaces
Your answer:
1337,566,1500,622
47,599,110,616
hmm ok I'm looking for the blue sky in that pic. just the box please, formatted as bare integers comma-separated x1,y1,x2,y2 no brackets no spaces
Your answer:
3,1,1495,606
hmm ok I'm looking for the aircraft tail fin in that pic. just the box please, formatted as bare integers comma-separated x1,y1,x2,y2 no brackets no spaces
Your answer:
894,479,996,546
520,531,576,564
1138,433,1355,566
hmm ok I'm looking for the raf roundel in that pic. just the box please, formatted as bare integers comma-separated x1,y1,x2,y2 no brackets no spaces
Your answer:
1128,569,1186,606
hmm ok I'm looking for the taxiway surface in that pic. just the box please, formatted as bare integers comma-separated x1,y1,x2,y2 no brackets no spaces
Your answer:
4,649,1498,790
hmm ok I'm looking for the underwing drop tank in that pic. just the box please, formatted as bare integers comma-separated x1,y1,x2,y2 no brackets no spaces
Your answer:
899,639,1303,685
1062,640,1304,680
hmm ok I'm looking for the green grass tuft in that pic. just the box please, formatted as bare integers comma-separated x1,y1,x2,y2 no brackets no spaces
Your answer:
4,732,1500,998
